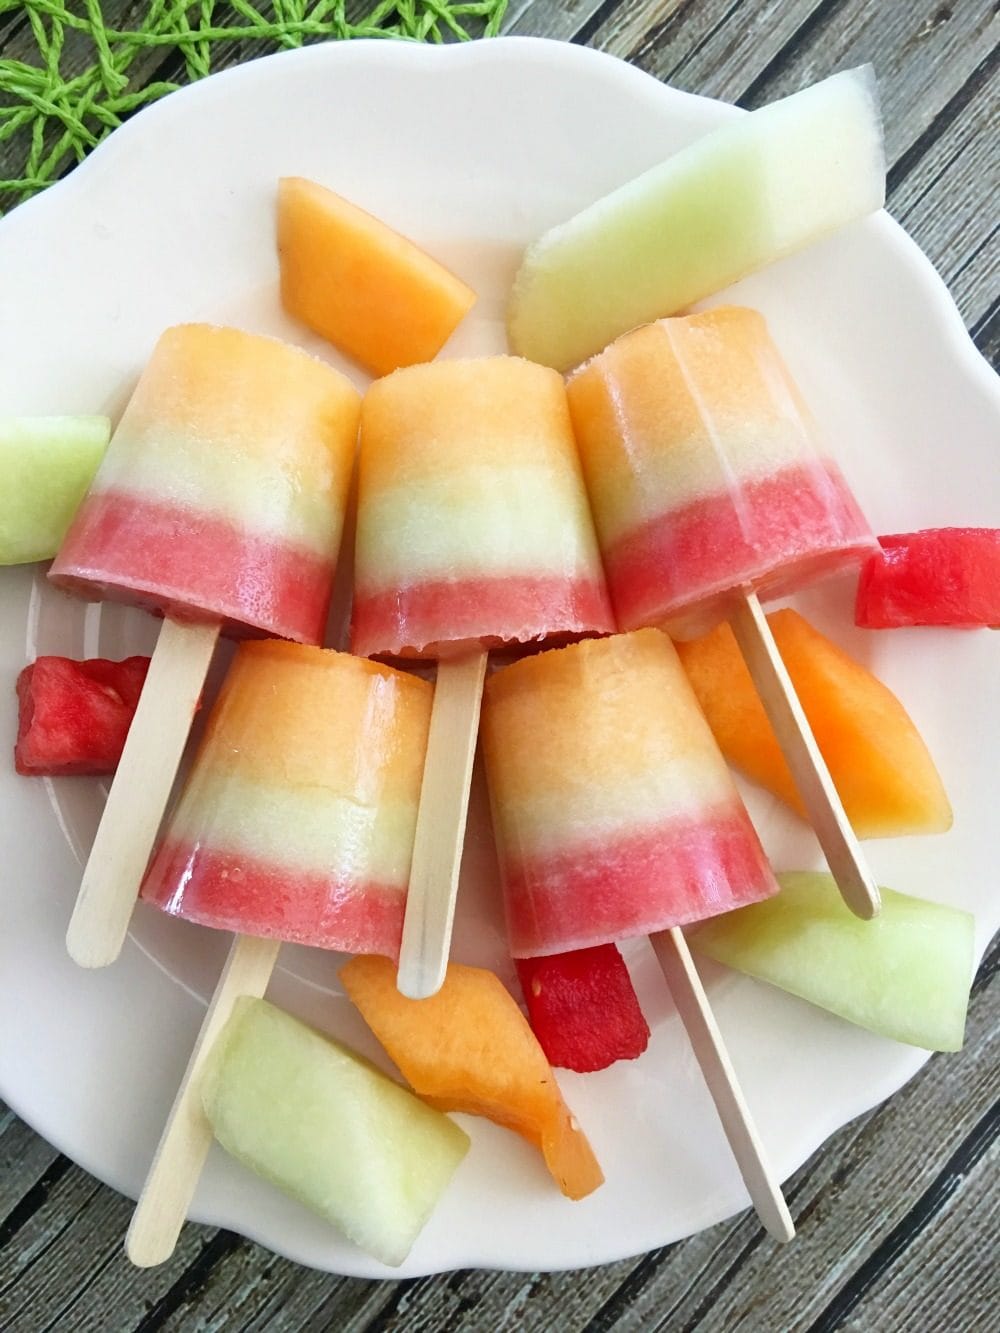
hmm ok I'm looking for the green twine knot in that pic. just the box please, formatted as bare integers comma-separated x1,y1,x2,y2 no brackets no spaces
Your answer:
0,0,509,215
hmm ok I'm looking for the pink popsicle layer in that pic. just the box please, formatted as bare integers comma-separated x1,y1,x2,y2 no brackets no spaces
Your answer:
502,805,777,958
141,842,404,959
52,490,334,643
606,459,873,637
352,572,612,661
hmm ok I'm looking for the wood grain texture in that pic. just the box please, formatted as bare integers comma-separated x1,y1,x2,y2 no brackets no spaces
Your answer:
1,0,997,1328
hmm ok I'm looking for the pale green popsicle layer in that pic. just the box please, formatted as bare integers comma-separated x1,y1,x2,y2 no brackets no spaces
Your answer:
356,463,602,591
167,768,420,890
508,67,885,372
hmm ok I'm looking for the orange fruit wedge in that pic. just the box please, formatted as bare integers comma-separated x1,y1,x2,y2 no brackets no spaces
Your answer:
340,955,604,1200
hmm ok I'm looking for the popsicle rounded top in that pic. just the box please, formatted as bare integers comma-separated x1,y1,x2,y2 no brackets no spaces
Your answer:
508,67,885,372
141,640,433,958
50,324,361,644
566,307,877,638
481,628,778,956
351,355,615,660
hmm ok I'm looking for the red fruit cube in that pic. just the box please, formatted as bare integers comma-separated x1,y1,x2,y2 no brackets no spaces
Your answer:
855,528,1000,628
515,944,650,1074
14,656,151,776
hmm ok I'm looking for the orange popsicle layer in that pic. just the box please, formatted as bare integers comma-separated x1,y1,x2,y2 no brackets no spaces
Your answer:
141,641,433,956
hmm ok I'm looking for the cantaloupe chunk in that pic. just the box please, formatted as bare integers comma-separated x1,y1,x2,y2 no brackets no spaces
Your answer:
278,177,477,376
340,956,604,1200
675,609,952,838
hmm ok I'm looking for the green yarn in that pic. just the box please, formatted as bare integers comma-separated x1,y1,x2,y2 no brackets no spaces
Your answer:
0,0,509,214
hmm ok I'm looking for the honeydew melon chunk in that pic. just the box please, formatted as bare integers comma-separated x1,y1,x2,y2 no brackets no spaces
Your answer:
201,997,470,1267
688,872,975,1052
0,416,110,564
508,67,885,372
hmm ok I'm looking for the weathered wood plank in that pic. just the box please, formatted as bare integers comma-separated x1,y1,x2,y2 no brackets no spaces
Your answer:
826,1127,1000,1333
0,1148,219,1332
889,63,999,328
0,1110,62,1222
505,0,608,41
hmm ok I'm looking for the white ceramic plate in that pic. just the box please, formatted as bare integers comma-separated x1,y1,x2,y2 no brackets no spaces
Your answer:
0,37,997,1279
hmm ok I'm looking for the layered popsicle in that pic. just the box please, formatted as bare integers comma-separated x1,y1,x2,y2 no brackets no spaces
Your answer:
51,323,360,644
52,324,363,969
481,628,792,1237
481,629,779,957
141,641,432,959
565,307,877,640
351,355,615,659
566,305,880,920
350,354,616,996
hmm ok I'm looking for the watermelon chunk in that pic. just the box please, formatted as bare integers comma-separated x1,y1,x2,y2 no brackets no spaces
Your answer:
515,945,650,1073
689,871,975,1051
14,656,150,776
855,528,1000,628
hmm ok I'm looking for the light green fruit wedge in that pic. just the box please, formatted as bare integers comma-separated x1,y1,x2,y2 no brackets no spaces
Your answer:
508,67,885,372
0,416,110,564
689,872,975,1052
201,997,470,1267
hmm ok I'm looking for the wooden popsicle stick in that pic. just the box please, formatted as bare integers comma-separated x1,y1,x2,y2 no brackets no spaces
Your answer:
651,927,795,1243
126,933,281,1268
397,649,488,1000
729,591,881,921
66,617,220,969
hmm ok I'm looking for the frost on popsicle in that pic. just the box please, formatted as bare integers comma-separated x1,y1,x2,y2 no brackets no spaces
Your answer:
200,997,470,1268
508,67,885,372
